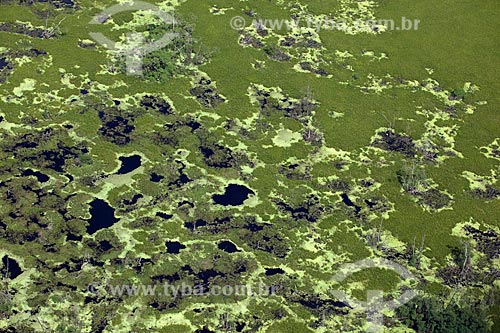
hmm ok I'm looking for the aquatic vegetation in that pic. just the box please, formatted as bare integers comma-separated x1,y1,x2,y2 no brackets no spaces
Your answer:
0,0,498,332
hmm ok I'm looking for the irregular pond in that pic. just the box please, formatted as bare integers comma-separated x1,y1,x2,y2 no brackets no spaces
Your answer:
218,240,240,253
0,57,8,70
341,193,361,213
165,241,186,254
150,172,164,182
212,184,254,206
66,232,82,241
117,155,141,174
184,219,207,231
1,256,22,279
265,267,285,276
167,163,192,187
86,198,119,234
22,169,49,182
156,212,173,220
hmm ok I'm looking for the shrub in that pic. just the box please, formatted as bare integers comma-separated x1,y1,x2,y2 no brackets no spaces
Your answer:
419,188,451,210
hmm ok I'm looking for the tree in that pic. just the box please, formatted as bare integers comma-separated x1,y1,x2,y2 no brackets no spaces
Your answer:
396,296,490,333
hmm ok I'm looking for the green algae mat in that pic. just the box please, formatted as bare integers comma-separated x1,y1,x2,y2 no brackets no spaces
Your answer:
0,0,499,332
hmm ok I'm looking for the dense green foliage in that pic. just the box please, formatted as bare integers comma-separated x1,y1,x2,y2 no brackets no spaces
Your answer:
397,296,490,333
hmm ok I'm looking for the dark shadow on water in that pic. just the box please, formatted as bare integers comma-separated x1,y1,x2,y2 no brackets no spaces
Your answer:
117,155,141,174
86,198,119,234
212,184,254,206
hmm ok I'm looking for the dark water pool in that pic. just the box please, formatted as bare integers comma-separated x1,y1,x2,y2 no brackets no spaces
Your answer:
150,172,164,182
212,184,254,206
165,241,186,254
0,57,8,70
184,219,207,231
218,240,240,253
22,169,49,182
156,212,173,220
341,193,361,213
66,232,82,241
265,267,285,276
1,256,22,279
117,155,141,174
86,198,119,234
